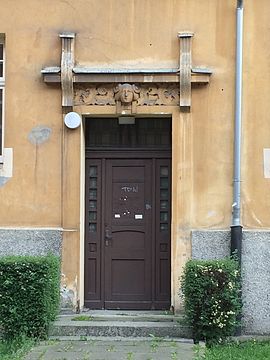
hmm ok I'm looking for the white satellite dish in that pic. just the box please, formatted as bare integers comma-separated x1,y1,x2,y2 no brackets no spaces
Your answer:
64,112,81,129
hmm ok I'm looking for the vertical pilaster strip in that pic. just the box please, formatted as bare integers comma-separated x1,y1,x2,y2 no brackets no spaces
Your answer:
178,32,194,110
59,33,76,108
59,33,79,310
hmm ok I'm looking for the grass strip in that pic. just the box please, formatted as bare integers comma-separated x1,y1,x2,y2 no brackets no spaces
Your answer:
195,340,270,360
0,337,35,360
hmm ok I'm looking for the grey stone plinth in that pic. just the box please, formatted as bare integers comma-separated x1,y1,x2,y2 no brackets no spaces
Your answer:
0,228,62,256
191,230,230,260
241,231,270,335
191,229,270,335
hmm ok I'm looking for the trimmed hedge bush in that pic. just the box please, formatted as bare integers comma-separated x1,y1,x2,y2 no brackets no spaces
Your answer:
0,255,60,340
181,258,241,346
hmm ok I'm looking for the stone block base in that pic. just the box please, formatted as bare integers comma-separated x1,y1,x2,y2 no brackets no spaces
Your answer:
191,230,270,335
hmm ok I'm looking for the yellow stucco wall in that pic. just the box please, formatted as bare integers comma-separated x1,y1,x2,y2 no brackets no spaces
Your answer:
0,0,269,309
242,1,270,228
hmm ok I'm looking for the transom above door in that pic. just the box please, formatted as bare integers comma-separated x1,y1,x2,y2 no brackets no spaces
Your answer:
84,117,171,310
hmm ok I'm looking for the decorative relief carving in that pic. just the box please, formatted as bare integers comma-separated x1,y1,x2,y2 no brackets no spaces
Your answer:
114,84,140,104
74,83,180,112
137,85,179,106
75,85,115,106
114,83,140,113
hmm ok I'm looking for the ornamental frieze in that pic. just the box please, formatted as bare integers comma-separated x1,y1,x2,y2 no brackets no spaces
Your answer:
74,85,115,106
74,83,180,112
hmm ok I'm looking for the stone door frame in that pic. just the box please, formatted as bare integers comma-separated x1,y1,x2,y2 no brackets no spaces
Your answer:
41,31,212,311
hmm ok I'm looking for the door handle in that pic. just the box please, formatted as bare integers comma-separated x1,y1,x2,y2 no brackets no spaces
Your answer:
105,228,112,246
105,229,112,239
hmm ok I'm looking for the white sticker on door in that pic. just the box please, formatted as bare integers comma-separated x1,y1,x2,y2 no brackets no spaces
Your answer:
135,214,143,219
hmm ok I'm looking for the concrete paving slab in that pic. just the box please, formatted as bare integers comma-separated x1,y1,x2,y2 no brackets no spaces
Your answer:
24,338,198,360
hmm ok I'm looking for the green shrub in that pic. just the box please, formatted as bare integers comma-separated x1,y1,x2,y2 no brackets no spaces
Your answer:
181,258,241,346
0,255,60,340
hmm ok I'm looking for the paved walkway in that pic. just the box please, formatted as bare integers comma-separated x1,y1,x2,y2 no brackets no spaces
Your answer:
25,338,198,360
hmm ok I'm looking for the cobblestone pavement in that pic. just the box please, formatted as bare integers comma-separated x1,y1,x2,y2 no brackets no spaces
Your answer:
24,338,199,360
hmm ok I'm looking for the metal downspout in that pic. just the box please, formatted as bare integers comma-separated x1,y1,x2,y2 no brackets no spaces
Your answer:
231,0,244,263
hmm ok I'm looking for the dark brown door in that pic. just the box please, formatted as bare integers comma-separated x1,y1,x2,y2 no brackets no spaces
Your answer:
84,155,171,310
84,117,171,310
104,159,152,309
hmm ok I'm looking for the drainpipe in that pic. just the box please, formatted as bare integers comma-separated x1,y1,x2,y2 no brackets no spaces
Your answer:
231,0,244,264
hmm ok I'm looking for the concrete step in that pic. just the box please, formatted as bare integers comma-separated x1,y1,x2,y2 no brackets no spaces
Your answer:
58,312,184,323
49,311,192,339
50,320,191,338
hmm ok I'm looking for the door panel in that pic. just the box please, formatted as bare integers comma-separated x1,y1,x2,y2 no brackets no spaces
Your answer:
155,159,171,305
84,160,102,308
104,159,152,308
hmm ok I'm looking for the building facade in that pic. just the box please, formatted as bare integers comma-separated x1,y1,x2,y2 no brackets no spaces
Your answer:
0,0,270,334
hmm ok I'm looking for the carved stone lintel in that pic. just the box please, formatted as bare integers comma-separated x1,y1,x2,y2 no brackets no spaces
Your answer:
60,33,76,108
74,83,180,109
178,31,194,111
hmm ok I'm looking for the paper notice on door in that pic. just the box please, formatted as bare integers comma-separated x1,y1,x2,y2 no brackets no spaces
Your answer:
114,214,121,218
135,214,143,219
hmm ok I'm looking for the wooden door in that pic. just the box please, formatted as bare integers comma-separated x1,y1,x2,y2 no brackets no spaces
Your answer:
84,155,171,310
84,116,172,310
104,159,152,309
